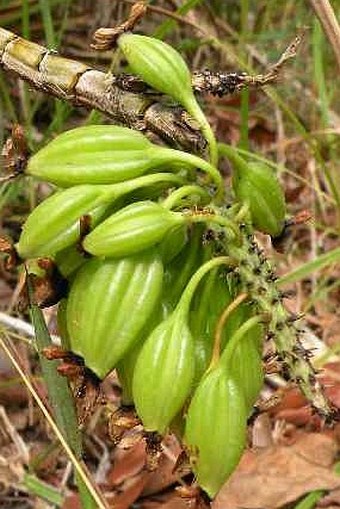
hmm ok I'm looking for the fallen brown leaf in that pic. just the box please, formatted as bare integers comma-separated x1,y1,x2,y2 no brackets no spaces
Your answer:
213,432,340,509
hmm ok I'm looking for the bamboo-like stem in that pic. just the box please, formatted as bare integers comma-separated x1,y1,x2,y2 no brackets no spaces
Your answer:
0,27,288,152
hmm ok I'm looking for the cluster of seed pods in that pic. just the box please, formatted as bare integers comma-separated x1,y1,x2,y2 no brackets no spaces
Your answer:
16,34,291,498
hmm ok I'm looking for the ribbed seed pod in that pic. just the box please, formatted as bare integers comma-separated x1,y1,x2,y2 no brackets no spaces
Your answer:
231,339,263,412
233,161,286,237
190,268,234,384
118,34,195,113
17,185,113,259
221,318,264,414
117,34,218,166
25,124,222,190
132,311,194,434
17,172,184,259
184,364,247,498
66,250,163,379
26,125,153,186
116,303,166,406
163,226,204,309
116,341,143,406
132,257,232,434
83,201,186,258
159,225,188,264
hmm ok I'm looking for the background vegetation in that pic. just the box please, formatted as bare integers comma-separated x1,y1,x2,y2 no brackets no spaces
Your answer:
0,1,340,508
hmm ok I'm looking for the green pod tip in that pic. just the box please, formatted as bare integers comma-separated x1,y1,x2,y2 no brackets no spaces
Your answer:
118,33,193,110
66,250,164,379
184,365,247,498
132,313,195,434
82,200,186,258
232,161,286,237
118,33,218,166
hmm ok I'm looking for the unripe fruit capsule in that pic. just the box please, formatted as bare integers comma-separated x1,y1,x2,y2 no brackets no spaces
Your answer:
118,34,194,114
66,250,163,379
26,125,152,186
221,317,264,415
184,364,247,498
17,185,111,259
117,34,219,165
17,172,184,259
83,201,186,258
132,312,194,434
233,161,286,237
132,257,233,434
25,125,222,191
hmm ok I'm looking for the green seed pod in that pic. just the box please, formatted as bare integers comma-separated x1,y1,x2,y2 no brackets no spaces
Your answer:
26,125,151,186
66,250,163,379
232,161,286,237
221,317,264,414
163,225,204,309
190,268,234,384
184,364,247,498
118,34,194,114
132,312,195,434
231,341,263,412
159,225,188,264
117,34,218,165
17,185,111,259
18,172,184,260
116,341,143,406
133,257,232,434
26,125,222,191
117,302,166,406
83,201,186,258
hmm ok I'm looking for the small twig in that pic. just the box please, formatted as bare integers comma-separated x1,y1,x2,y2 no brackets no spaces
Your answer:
309,0,340,73
0,405,30,464
236,33,303,88
115,34,302,97
91,1,147,50
0,311,60,343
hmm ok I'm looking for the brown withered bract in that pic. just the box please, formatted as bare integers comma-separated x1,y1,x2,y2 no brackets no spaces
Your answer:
1,124,29,180
177,484,212,508
144,431,163,471
272,210,312,253
19,259,69,310
91,1,147,51
108,407,141,446
0,236,21,269
42,345,103,425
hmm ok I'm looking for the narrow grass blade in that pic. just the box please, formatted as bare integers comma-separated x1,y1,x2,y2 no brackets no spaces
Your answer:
28,278,81,457
279,247,340,286
26,274,101,509
24,473,64,507
294,490,324,509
